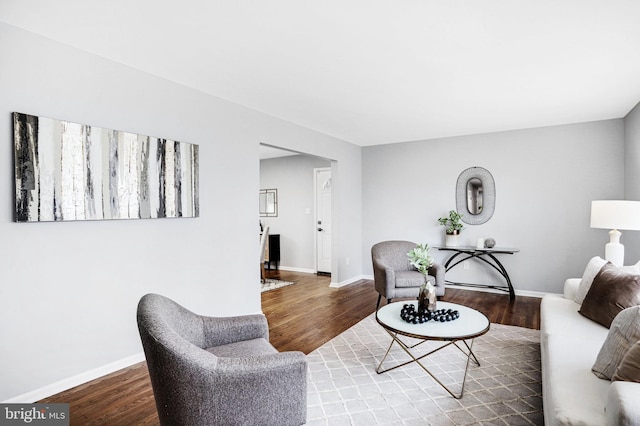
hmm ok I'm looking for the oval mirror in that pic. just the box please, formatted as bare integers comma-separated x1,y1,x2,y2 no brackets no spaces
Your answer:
466,177,483,215
456,167,495,225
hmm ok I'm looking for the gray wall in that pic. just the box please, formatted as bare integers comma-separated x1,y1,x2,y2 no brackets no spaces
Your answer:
624,101,640,262
260,155,331,271
362,120,625,294
0,23,362,402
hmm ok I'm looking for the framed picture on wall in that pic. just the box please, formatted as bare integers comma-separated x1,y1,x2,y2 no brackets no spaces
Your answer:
13,112,199,222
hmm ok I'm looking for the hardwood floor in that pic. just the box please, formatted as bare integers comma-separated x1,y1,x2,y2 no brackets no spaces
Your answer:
40,270,541,425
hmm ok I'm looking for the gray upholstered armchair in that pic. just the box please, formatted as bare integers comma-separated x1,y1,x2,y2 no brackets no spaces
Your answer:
137,293,307,426
371,240,445,310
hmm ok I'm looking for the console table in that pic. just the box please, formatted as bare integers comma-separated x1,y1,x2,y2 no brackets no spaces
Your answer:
435,246,519,301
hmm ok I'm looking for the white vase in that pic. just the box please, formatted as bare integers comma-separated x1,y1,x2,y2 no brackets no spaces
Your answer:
445,232,459,247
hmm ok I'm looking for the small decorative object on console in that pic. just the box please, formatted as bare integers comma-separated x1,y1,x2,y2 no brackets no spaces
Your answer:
484,237,496,248
400,304,460,324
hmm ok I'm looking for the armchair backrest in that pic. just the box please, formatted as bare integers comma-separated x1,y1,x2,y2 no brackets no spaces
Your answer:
138,294,222,425
371,240,418,271
138,293,205,350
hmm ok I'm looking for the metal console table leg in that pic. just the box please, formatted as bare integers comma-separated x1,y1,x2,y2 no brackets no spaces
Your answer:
436,246,519,301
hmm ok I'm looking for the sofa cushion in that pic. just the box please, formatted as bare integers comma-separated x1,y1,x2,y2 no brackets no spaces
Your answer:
579,263,640,328
206,337,277,358
395,270,430,288
613,340,640,383
592,306,640,380
540,294,610,425
575,256,608,304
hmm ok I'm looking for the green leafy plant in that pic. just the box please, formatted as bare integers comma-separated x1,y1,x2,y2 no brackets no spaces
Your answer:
438,210,464,234
407,243,434,275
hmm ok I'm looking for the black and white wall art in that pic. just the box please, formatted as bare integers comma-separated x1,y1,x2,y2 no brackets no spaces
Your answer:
13,112,199,222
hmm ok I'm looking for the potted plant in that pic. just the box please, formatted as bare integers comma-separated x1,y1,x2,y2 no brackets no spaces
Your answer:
438,210,464,247
407,243,434,276
407,244,437,312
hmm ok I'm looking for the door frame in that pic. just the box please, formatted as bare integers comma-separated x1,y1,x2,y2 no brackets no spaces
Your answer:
313,167,332,274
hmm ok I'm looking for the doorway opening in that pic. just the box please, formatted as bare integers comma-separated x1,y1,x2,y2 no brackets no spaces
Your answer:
259,143,335,277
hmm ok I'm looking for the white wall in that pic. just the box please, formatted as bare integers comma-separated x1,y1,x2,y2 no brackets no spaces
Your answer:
0,23,362,402
362,120,625,294
624,101,640,263
260,155,331,272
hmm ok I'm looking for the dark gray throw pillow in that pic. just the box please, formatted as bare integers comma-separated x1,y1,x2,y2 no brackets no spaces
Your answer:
613,340,640,383
579,263,640,328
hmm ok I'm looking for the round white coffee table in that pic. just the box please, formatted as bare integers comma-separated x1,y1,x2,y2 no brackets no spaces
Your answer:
375,301,490,399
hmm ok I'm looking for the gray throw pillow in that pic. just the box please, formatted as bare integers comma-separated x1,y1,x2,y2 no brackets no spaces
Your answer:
592,306,640,380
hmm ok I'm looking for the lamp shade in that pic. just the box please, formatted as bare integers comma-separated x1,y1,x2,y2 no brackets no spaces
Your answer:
590,200,640,230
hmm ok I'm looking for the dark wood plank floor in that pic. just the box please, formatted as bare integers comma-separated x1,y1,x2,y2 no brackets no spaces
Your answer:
40,270,541,425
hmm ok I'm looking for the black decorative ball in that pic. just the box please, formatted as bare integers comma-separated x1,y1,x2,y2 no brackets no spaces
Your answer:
399,305,460,324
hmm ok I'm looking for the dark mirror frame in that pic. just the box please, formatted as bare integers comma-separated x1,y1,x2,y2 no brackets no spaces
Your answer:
455,167,495,225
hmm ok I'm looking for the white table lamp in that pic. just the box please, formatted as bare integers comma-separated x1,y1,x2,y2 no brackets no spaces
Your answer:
590,200,640,266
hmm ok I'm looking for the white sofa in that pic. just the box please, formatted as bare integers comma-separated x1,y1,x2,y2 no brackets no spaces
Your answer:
540,278,640,425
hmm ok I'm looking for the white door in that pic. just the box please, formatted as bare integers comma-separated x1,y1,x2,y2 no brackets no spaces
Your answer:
315,168,332,274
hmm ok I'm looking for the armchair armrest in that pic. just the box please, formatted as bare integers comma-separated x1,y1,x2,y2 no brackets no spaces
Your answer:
383,267,397,292
428,263,445,288
372,255,396,296
161,350,307,426
202,314,269,348
213,352,308,425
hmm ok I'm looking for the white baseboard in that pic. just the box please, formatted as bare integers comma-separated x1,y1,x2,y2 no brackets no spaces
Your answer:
2,353,145,403
513,289,548,298
277,266,316,274
444,284,547,298
361,275,548,298
331,275,369,288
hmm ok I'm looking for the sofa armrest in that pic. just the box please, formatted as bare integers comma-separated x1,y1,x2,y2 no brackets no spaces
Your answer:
563,278,581,301
607,381,640,426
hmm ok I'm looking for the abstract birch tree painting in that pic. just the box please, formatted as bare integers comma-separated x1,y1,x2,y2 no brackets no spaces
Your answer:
13,112,199,222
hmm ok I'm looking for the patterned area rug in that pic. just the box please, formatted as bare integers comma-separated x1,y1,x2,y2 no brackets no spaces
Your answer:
261,278,295,292
306,314,542,425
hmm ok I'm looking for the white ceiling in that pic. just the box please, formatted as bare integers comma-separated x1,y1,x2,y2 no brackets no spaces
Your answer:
2,1,640,146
